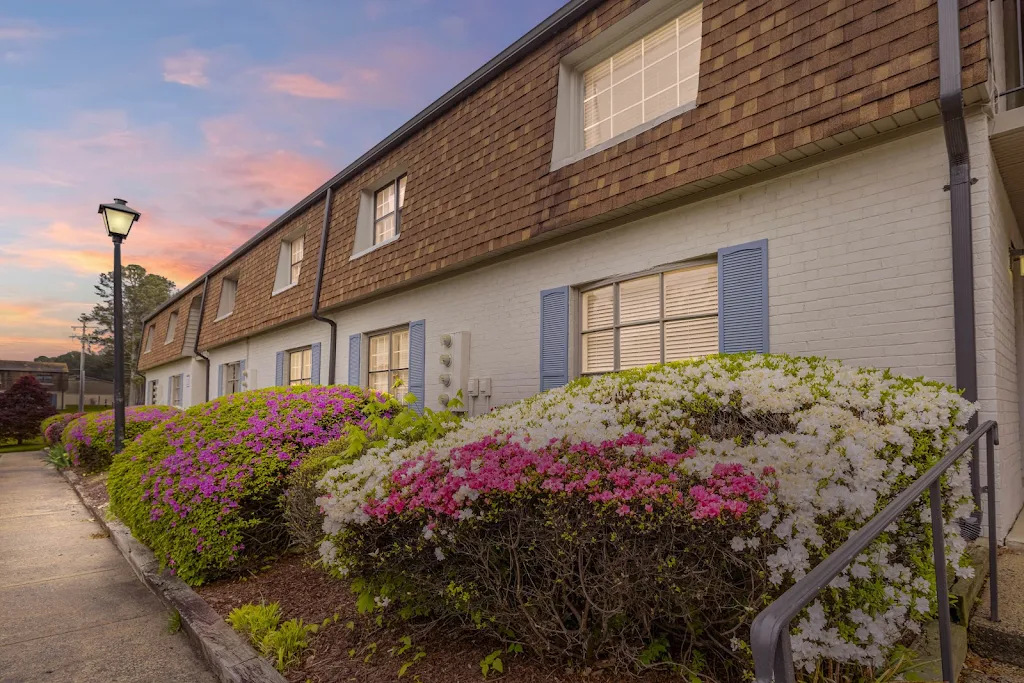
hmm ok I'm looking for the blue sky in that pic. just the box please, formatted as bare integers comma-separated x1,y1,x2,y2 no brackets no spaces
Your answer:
0,0,564,359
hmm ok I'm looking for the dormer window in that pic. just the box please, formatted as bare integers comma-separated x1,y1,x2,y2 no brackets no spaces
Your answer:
550,1,703,169
164,312,178,344
289,236,304,284
274,233,306,294
374,175,406,245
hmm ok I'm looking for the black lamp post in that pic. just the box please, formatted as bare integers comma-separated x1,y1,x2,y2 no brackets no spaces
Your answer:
98,198,141,453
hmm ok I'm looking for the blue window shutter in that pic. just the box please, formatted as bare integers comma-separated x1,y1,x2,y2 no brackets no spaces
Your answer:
275,351,286,386
539,286,570,392
166,378,172,405
311,343,322,385
217,364,224,397
718,239,769,353
408,320,426,414
348,334,361,386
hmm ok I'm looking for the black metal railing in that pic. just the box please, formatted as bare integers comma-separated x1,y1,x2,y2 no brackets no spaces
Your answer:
750,420,1000,683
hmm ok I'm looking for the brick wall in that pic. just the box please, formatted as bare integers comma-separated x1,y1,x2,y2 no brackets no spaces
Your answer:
139,0,989,367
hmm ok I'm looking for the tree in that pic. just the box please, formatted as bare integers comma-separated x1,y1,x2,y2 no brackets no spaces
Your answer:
84,265,176,400
34,351,114,382
0,375,57,444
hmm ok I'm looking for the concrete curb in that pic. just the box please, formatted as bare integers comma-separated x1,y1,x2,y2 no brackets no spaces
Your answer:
60,467,286,683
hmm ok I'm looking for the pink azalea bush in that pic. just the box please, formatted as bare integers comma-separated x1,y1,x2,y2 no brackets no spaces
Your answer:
323,429,778,671
62,406,180,472
41,412,84,446
108,386,400,585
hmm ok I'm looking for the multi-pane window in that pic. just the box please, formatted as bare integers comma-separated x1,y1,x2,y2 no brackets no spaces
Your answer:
581,262,718,373
149,380,159,405
367,327,410,400
374,176,407,245
289,237,304,285
171,374,183,407
217,278,237,319
224,362,241,395
165,312,178,344
289,347,312,386
37,373,53,385
583,4,703,149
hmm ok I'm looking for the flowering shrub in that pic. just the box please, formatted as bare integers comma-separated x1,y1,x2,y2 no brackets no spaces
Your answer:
319,354,976,674
284,398,463,550
108,386,400,586
41,412,84,446
62,406,180,472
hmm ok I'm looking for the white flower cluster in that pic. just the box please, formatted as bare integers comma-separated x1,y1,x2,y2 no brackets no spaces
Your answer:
318,354,976,668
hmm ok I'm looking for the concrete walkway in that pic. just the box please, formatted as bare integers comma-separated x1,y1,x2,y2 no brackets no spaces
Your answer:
0,451,216,683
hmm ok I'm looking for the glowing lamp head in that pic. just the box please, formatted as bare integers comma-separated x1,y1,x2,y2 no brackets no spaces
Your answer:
98,198,141,239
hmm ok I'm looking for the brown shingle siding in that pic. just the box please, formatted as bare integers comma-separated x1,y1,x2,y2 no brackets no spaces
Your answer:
139,0,988,369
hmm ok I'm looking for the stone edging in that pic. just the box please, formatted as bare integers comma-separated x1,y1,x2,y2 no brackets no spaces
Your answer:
61,468,286,683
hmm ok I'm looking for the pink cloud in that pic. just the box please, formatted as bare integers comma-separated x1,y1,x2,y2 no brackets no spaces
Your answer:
264,72,350,100
0,20,48,42
163,50,210,88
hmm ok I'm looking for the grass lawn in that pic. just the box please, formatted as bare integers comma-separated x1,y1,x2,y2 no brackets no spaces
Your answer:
62,405,109,413
0,437,46,453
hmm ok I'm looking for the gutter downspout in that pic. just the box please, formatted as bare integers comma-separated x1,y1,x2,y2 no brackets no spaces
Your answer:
312,187,338,385
193,276,211,402
938,0,983,536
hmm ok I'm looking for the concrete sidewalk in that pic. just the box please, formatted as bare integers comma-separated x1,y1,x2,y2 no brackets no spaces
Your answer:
0,451,216,683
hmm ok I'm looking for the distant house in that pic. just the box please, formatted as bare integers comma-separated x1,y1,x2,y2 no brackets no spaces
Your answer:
66,377,114,408
0,360,68,409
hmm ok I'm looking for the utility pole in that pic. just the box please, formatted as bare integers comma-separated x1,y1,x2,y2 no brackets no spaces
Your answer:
70,317,97,412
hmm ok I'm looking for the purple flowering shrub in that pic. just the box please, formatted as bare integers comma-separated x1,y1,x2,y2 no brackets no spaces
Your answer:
62,406,180,473
107,386,399,586
41,412,84,446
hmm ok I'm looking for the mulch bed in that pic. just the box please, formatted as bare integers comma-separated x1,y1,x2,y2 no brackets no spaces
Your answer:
197,554,682,683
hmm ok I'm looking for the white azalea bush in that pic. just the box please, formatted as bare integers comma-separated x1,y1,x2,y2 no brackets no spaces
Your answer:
317,354,976,675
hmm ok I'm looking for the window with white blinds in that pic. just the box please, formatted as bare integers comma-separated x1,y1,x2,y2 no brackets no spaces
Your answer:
582,4,702,150
581,262,718,373
368,326,410,401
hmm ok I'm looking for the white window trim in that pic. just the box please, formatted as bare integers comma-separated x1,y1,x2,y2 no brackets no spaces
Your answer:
550,0,702,171
214,311,233,323
271,281,299,297
164,312,178,345
365,324,411,399
287,346,313,386
273,230,307,293
352,168,408,257
350,234,400,261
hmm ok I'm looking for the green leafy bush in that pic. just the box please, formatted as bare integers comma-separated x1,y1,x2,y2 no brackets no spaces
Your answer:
320,354,976,675
228,602,281,643
41,412,83,446
108,385,399,585
62,406,180,472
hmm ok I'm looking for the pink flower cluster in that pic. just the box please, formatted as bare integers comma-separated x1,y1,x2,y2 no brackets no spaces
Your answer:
363,432,774,524
135,386,388,558
64,406,181,467
43,412,83,446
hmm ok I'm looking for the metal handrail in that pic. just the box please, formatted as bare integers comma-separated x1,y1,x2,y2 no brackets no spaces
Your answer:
750,420,1000,683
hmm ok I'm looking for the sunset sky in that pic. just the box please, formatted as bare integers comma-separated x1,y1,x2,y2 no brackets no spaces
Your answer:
0,0,564,359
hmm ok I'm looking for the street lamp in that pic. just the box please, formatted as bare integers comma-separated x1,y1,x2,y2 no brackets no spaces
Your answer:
97,198,141,453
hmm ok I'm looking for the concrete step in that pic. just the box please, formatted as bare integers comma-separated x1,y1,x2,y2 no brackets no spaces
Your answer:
905,542,990,682
969,548,1024,669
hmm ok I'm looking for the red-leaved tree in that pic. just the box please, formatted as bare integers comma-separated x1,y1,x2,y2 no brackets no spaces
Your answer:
0,375,57,445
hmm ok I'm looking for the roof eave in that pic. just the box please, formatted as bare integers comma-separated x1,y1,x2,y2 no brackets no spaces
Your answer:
143,0,603,324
